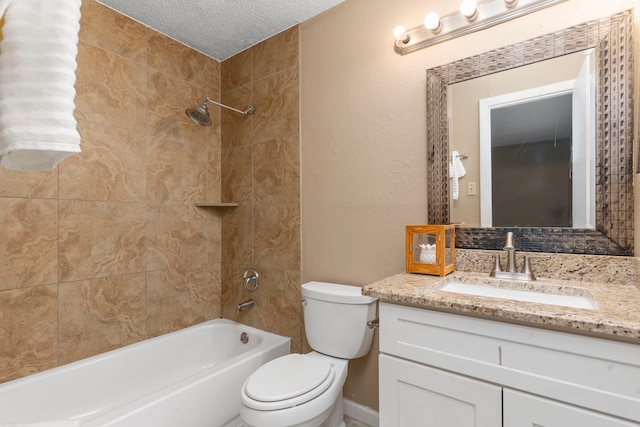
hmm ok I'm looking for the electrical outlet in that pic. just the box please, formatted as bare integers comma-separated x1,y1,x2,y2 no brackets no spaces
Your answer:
467,182,477,196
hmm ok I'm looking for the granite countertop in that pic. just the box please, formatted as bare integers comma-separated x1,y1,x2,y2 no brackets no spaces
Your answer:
362,271,640,343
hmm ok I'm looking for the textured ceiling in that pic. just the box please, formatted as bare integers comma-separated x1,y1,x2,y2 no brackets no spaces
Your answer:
96,0,345,61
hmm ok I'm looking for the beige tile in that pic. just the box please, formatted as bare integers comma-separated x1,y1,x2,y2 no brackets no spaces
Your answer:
253,135,300,204
221,144,252,205
204,209,223,264
252,66,299,143
147,29,207,86
223,265,302,352
145,204,208,271
205,57,222,100
221,263,252,319
148,71,216,143
58,273,146,364
252,26,299,81
221,48,252,92
0,168,57,199
74,42,147,133
146,264,219,337
221,85,254,149
146,136,208,204
79,0,147,64
59,120,146,202
0,285,58,383
255,267,302,352
0,198,57,291
221,205,253,266
206,136,222,202
210,262,222,318
58,200,146,282
254,204,300,271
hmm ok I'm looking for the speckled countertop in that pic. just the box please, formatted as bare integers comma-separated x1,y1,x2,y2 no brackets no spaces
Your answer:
362,266,640,343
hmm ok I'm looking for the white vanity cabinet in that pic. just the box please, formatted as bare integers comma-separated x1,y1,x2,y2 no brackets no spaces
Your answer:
378,303,640,427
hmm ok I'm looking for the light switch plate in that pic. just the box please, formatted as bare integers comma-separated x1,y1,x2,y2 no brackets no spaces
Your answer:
467,182,477,196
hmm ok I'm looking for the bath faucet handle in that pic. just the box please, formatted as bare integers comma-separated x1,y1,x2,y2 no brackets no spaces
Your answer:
503,231,515,250
523,255,551,280
243,268,259,292
480,252,503,276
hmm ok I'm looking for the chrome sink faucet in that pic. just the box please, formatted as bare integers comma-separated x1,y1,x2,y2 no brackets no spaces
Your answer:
487,232,549,281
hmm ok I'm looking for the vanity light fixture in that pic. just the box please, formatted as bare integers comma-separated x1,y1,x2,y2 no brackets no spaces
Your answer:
393,25,410,44
424,12,442,33
460,0,479,21
393,0,567,55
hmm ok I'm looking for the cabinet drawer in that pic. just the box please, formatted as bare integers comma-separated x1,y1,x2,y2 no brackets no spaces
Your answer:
380,303,501,368
501,335,640,402
503,389,638,427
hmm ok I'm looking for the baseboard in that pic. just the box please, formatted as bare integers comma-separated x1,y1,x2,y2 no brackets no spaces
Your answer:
343,398,379,427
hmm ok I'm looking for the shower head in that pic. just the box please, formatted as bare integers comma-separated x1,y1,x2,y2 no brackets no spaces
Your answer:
186,101,212,126
186,97,255,126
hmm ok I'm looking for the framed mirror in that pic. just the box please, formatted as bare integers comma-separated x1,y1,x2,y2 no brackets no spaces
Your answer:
426,10,634,255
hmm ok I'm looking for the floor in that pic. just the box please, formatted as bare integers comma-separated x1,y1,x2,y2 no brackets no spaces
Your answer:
344,416,373,427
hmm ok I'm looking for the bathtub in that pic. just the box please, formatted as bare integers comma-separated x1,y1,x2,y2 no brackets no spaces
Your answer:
0,318,290,427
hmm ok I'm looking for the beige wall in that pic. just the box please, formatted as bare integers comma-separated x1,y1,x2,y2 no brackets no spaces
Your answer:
219,27,303,352
0,0,224,383
300,0,640,410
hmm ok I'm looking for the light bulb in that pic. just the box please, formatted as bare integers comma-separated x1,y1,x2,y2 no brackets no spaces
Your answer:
460,0,478,21
393,25,410,43
424,12,441,33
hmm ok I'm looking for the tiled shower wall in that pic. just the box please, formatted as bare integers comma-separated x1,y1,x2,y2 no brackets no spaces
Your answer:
0,0,224,383
219,27,303,353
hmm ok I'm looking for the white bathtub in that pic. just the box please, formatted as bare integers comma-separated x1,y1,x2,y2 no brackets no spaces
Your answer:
0,318,290,427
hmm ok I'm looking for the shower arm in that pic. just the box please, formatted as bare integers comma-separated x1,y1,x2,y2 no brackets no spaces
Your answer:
205,97,255,115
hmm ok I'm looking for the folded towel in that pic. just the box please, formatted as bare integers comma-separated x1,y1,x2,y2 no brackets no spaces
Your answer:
450,151,467,200
449,161,459,200
452,151,466,178
0,421,81,427
0,0,82,171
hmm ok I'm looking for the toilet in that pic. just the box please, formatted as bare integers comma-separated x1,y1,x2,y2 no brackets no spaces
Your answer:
239,281,378,427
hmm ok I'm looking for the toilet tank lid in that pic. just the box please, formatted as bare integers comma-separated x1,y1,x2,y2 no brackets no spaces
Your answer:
301,281,377,304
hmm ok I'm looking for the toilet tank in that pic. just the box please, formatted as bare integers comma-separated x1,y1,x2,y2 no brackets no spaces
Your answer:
301,281,378,359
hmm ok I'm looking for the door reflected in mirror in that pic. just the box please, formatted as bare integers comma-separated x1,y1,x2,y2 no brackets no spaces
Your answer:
449,50,595,228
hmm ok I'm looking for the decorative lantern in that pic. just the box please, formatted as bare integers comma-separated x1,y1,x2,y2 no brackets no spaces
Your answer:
406,225,455,276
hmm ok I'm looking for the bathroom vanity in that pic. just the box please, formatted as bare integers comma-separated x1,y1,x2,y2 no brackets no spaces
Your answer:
363,270,640,427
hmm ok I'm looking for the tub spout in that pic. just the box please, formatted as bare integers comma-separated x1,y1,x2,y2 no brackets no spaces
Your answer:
236,299,255,313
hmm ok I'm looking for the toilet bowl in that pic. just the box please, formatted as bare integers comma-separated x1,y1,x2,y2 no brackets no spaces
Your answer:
240,352,348,427
239,281,378,427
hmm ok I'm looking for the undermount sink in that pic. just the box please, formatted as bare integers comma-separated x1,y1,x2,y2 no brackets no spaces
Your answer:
438,277,597,310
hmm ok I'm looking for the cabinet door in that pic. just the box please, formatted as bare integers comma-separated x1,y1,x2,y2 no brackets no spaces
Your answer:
379,355,502,427
503,389,639,427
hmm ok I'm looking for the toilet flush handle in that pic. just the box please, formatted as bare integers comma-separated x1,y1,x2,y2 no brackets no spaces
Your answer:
367,318,379,329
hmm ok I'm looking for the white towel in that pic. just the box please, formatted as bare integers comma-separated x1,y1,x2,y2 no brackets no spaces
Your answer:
0,0,82,171
0,421,81,427
449,151,466,200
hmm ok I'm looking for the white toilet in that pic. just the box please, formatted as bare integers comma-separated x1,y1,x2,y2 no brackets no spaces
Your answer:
239,281,378,427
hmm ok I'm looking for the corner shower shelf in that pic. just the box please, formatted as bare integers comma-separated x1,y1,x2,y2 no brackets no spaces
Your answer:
195,203,239,207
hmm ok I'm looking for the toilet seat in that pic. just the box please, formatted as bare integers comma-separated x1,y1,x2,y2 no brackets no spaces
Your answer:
242,354,336,411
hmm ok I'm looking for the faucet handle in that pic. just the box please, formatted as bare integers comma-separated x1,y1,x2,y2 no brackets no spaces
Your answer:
523,255,550,280
504,231,515,250
480,252,503,276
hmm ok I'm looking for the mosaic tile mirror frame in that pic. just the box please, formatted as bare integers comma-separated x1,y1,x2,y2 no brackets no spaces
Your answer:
426,10,634,256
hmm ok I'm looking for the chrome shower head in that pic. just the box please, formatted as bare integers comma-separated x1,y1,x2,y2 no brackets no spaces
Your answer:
185,101,212,126
186,97,254,126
